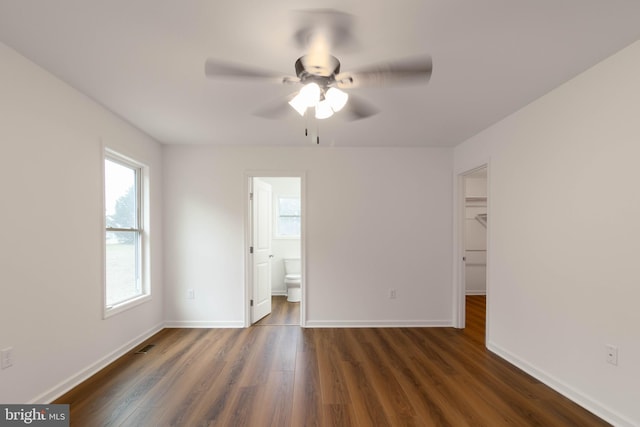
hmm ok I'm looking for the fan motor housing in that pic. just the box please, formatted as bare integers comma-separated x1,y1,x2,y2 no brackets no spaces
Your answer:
295,55,340,84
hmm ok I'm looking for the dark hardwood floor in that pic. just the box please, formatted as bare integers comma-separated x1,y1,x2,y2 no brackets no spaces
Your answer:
54,296,609,426
255,296,300,326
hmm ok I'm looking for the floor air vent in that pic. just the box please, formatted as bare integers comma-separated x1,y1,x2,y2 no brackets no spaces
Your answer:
135,344,155,354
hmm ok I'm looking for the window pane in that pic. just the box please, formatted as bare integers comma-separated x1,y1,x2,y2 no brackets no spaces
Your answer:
105,232,140,306
105,159,136,229
279,197,301,216
279,216,301,236
278,197,301,237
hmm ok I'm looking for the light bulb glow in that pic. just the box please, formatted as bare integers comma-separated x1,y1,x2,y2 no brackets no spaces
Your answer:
289,84,349,119
325,87,349,112
289,83,322,116
298,83,321,107
315,99,334,119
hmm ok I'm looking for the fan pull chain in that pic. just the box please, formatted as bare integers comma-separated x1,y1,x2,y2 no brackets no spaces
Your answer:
305,111,312,141
302,117,320,144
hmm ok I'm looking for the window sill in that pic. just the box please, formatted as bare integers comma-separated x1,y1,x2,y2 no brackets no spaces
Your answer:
104,294,152,319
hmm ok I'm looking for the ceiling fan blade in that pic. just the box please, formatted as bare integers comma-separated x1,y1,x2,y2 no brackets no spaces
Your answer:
335,55,433,89
293,9,357,52
339,94,379,121
252,92,299,119
205,58,297,83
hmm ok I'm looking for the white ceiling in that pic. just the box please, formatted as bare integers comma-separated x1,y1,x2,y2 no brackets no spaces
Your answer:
1,1,639,147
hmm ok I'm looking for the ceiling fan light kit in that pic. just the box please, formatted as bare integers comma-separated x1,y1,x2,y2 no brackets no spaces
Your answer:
288,81,319,114
288,82,349,119
325,87,349,112
314,98,334,119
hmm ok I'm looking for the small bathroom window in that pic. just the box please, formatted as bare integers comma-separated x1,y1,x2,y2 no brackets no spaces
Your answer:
276,196,301,238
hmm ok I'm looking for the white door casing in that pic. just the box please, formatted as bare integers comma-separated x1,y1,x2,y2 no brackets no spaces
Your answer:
251,178,272,323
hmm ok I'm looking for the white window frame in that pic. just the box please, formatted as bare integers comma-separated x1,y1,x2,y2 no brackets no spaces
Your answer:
274,195,301,239
103,149,151,318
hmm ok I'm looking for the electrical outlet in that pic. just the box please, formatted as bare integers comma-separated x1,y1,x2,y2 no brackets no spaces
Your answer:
389,289,397,299
1,347,14,369
187,289,195,300
605,344,618,366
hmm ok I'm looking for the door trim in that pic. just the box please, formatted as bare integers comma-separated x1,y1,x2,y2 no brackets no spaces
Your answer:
243,171,306,327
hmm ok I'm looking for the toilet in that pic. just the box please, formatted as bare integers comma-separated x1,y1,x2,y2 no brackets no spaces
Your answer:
283,258,301,302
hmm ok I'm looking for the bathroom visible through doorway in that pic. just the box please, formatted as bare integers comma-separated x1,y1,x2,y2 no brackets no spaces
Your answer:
246,175,303,326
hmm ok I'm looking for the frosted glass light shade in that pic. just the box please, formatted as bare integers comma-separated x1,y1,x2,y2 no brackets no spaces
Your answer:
289,83,321,116
288,96,308,116
315,99,334,119
289,84,349,119
299,82,321,106
325,87,349,112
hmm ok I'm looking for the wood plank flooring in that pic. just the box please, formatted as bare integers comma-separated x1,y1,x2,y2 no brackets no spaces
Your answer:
255,296,299,326
54,296,609,426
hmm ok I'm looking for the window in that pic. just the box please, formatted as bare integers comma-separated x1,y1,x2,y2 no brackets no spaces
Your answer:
276,196,301,238
104,151,148,314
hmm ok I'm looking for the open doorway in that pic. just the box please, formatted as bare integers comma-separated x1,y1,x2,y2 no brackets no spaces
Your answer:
246,175,303,327
464,168,487,297
457,166,488,335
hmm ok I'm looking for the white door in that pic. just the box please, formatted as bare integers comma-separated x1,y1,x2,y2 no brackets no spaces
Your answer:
251,178,272,323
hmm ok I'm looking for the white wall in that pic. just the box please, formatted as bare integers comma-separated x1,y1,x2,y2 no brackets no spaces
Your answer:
0,43,164,403
163,146,453,327
260,177,301,295
454,41,640,426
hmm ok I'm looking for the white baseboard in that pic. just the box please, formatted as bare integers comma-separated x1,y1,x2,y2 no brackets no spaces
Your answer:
34,322,164,404
164,320,244,328
271,291,288,296
305,320,452,328
487,341,635,427
465,290,487,295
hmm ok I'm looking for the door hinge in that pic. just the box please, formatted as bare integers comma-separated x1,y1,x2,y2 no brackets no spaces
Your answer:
249,192,253,201
250,299,254,307
250,246,254,254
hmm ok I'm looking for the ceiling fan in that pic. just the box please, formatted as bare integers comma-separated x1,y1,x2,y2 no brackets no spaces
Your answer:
204,9,433,121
